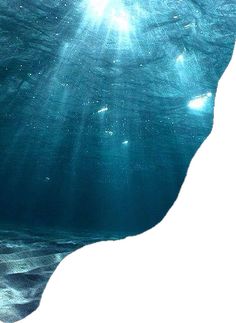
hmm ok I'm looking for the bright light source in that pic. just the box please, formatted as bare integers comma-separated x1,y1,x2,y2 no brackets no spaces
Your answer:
89,0,109,19
188,93,212,110
86,0,131,33
110,9,130,32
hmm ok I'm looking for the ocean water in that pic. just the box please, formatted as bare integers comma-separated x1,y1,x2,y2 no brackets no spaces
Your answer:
0,227,125,322
0,0,235,321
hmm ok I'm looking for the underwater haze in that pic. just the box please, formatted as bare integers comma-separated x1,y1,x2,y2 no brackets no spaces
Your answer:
0,0,235,321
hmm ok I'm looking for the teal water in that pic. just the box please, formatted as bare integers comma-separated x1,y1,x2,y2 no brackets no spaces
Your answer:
0,0,235,321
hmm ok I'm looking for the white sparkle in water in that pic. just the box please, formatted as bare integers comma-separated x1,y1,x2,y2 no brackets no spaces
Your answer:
176,54,184,63
188,92,212,110
98,106,108,113
105,130,113,136
122,140,129,145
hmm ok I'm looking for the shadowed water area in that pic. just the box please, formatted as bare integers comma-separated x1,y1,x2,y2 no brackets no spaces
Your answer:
0,0,235,321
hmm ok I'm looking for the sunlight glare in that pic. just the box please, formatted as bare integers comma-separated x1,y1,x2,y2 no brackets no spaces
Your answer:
110,9,130,32
188,92,212,110
176,54,184,63
89,0,109,18
87,0,131,33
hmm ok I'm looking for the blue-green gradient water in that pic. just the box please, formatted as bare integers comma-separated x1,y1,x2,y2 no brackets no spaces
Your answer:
0,0,235,321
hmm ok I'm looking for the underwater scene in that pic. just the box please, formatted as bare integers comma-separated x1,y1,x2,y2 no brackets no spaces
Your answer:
0,0,235,321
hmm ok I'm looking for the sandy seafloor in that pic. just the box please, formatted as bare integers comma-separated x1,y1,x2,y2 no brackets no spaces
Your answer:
0,228,125,323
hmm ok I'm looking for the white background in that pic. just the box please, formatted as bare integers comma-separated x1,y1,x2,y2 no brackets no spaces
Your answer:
10,44,236,323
